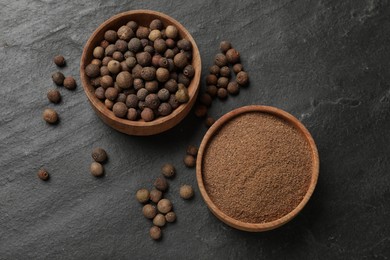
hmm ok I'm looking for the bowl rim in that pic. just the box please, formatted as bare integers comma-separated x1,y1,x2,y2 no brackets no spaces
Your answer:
196,105,320,232
80,9,201,131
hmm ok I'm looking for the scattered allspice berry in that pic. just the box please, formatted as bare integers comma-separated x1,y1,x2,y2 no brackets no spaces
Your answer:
52,71,65,86
90,162,104,177
47,89,61,104
236,71,249,86
63,76,77,90
157,198,172,214
154,177,169,192
143,204,157,219
37,168,50,181
149,226,162,240
205,116,216,127
194,104,208,118
53,55,66,67
227,81,240,95
217,88,228,99
219,41,232,53
161,163,176,178
226,48,240,64
184,154,196,168
180,184,194,200
186,145,198,157
153,214,166,227
165,212,176,223
42,108,58,124
136,189,150,204
150,189,163,203
91,147,107,163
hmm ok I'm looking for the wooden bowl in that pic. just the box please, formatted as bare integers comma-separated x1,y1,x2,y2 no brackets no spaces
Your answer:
80,10,201,136
196,105,319,232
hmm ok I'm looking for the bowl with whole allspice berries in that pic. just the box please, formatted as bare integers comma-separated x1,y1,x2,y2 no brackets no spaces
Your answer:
80,10,201,136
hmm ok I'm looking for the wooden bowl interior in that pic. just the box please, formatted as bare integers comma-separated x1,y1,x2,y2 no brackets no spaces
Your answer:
80,10,201,135
196,105,320,232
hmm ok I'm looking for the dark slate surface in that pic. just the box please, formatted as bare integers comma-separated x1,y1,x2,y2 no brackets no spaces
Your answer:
1,0,390,259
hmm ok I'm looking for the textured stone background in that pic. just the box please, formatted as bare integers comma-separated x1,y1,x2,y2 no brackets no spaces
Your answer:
1,0,390,259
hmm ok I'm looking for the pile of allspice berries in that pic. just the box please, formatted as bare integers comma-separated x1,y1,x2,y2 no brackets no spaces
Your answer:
136,163,194,240
84,19,195,122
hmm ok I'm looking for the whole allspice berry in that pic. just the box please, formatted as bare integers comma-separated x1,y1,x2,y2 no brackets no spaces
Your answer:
184,154,196,168
227,81,240,95
113,102,128,118
145,94,160,110
100,75,114,89
150,19,163,30
217,88,228,99
136,52,152,67
219,41,232,53
141,67,156,81
154,38,167,54
177,39,192,51
141,107,155,122
104,30,118,43
158,103,172,116
226,48,240,64
157,199,172,214
53,55,66,67
236,71,249,86
116,71,133,89
105,87,119,101
105,99,114,110
206,74,218,85
183,65,195,78
126,94,139,108
180,184,194,200
205,116,216,127
136,189,150,204
173,52,188,69
214,53,228,67
161,163,176,178
217,77,229,89
175,84,189,103
150,189,163,203
43,108,58,124
93,47,105,59
91,147,107,163
233,63,243,74
47,89,61,104
199,93,212,107
165,212,176,223
156,68,170,82
194,104,208,118
154,177,169,192
117,25,134,41
219,66,231,78
165,25,178,39
127,108,138,120
150,226,162,240
143,204,157,219
153,214,166,227
90,162,104,177
206,85,218,98
136,26,150,39
209,65,220,75
95,87,106,100
52,71,65,86
157,88,170,101
63,76,77,90
38,168,50,181
186,145,198,157
107,60,121,74
85,64,100,78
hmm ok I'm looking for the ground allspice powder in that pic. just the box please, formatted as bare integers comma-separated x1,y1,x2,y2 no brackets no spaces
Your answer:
202,112,313,223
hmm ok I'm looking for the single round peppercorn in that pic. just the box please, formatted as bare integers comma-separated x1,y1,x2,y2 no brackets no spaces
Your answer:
206,74,218,85
177,39,192,51
158,102,172,116
183,65,195,78
93,47,104,59
112,102,128,118
91,77,101,87
217,88,228,99
157,199,172,214
233,63,243,74
167,59,175,72
214,53,228,67
124,57,136,69
124,51,135,59
199,93,212,107
136,188,150,204
154,38,167,54
102,56,113,66
149,29,162,41
143,204,157,219
141,107,155,122
128,38,142,53
85,64,100,78
116,71,133,89
126,21,138,31
91,59,102,67
121,61,129,72
117,25,133,41
227,81,240,95
153,214,166,227
180,184,194,200
168,94,180,109
100,39,110,49
125,94,138,108
186,145,198,157
219,66,231,78
150,226,162,240
165,25,178,39
205,116,216,127
100,66,110,76
184,154,196,168
226,48,240,64
107,60,121,74
144,45,155,55
194,104,208,117
150,19,163,30
164,79,178,93
38,168,50,181
220,41,232,53
161,163,176,178
141,67,156,81
47,89,61,104
53,55,66,67
137,88,149,101
154,89,168,102
136,26,150,39
154,177,169,192
105,99,114,110
52,71,65,86
165,212,176,223
43,108,58,124
144,81,158,93
175,84,189,103
90,162,104,177
100,75,113,89
104,30,117,43
209,65,220,75
115,39,128,53
132,64,143,78
136,52,151,67
145,94,160,109
105,44,117,56
63,76,76,90
164,49,174,59
236,71,249,86
165,38,175,49
140,38,149,48
217,77,229,89
149,189,163,203
173,53,188,69
206,85,218,98
91,147,107,163
151,54,162,67
158,57,168,68
112,51,124,62
127,108,138,120
95,87,105,100
132,79,143,91
156,67,170,82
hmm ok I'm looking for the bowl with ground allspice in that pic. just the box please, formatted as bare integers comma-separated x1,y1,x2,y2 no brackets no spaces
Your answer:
196,105,319,232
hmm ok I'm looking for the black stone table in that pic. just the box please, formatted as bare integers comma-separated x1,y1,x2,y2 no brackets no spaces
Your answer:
1,0,389,259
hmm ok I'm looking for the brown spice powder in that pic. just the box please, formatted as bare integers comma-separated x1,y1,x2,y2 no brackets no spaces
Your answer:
202,112,313,223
